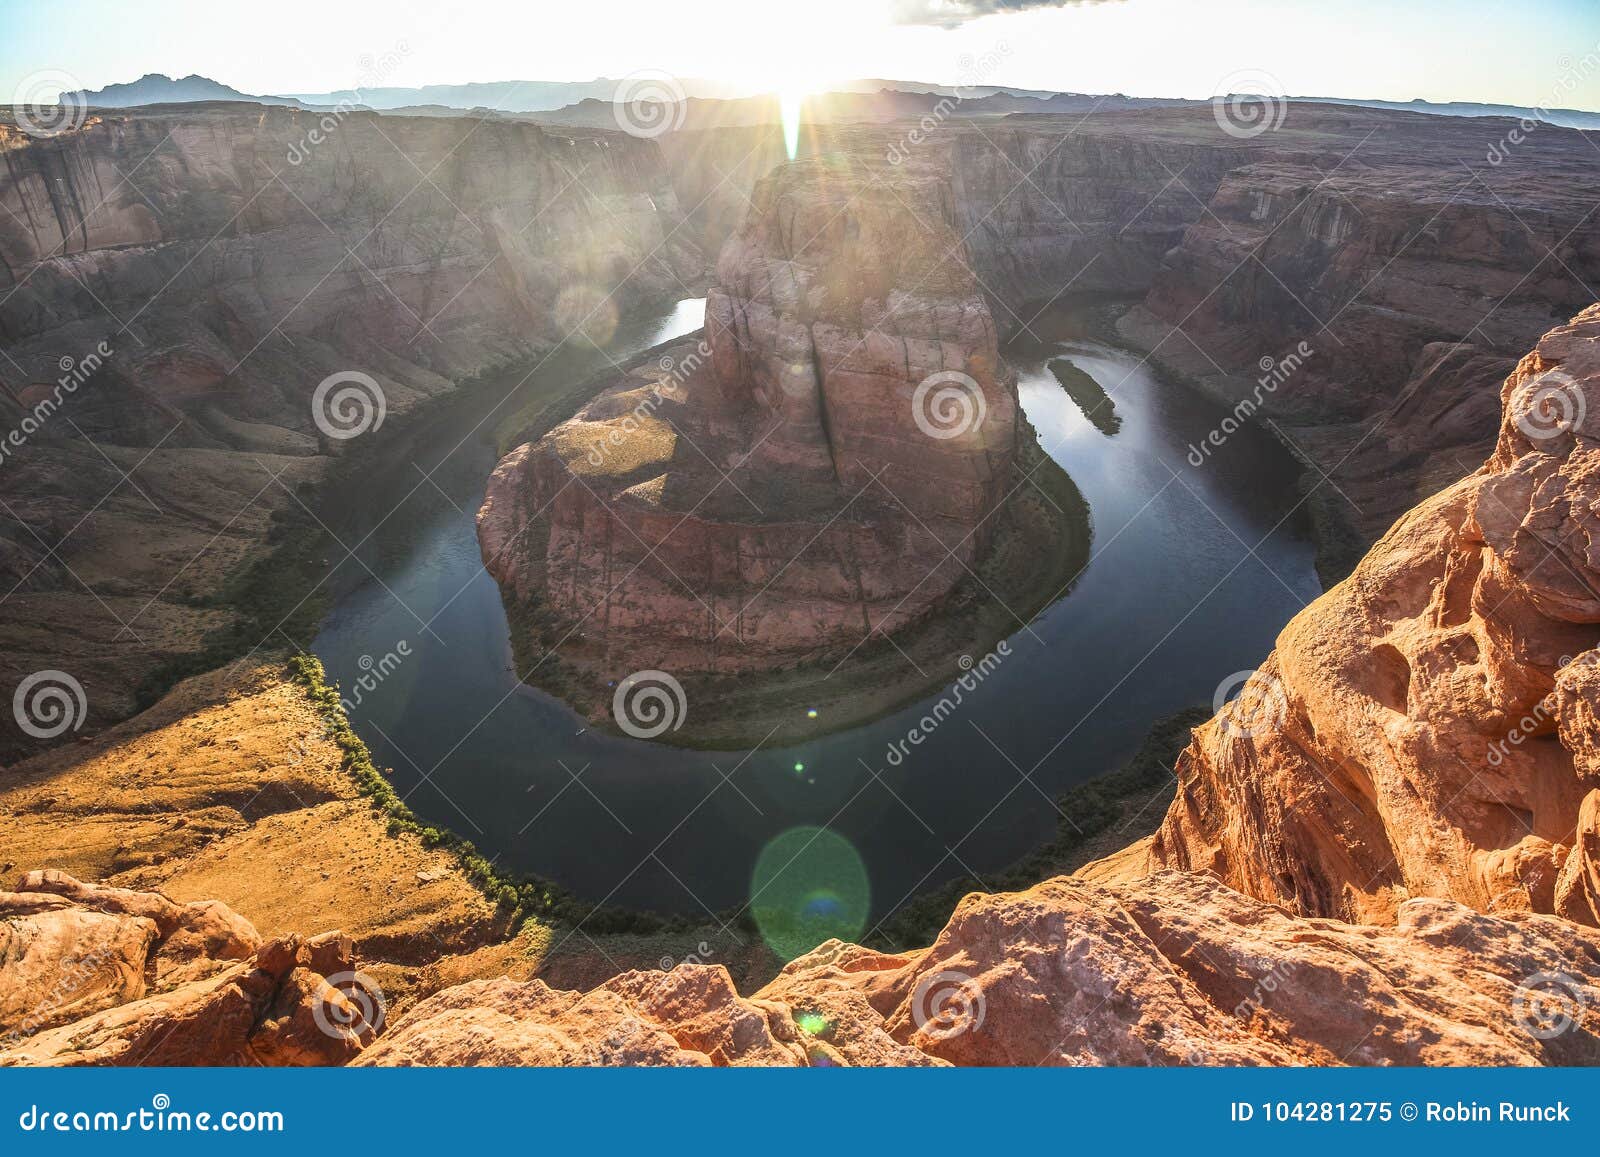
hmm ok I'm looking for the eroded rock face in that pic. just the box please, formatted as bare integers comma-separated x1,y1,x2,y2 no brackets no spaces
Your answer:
0,872,371,1066
480,157,1017,676
360,871,1600,1067
1139,305,1600,928
358,965,817,1067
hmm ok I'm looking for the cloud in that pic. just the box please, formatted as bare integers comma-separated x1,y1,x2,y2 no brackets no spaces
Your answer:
890,0,1124,29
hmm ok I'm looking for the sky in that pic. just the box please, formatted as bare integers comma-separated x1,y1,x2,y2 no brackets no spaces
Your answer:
2,0,1599,112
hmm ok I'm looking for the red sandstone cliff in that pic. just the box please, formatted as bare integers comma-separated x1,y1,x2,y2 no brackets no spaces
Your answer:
1116,305,1600,929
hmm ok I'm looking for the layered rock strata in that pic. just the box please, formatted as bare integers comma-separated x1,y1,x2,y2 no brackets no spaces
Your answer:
480,157,1018,673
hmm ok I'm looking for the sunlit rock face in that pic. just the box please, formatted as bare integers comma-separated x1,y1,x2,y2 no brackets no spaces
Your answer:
1111,306,1600,929
478,155,1018,675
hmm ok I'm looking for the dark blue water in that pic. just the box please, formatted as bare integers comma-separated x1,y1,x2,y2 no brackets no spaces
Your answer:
312,297,1320,926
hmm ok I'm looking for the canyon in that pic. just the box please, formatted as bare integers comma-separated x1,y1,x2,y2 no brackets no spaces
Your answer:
4,101,1596,751
3,93,1600,1067
1125,305,1600,929
8,307,1600,1067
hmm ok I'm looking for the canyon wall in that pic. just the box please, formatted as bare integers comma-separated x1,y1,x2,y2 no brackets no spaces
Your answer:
1126,305,1600,929
0,105,702,757
479,155,1018,682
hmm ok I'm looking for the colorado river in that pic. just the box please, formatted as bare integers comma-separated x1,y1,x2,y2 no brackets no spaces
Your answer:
312,296,1321,923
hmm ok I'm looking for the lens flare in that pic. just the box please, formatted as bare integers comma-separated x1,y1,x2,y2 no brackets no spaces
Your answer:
750,826,869,960
780,89,804,161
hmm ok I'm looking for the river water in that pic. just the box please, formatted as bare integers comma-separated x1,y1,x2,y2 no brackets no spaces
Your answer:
312,296,1320,927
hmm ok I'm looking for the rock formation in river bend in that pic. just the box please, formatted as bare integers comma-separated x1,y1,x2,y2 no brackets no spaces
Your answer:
479,156,1017,675
1109,305,1600,928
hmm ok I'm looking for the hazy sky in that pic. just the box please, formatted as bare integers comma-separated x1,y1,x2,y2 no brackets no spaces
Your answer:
3,0,1599,111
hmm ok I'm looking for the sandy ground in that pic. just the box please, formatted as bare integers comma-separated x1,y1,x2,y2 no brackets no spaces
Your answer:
0,659,502,963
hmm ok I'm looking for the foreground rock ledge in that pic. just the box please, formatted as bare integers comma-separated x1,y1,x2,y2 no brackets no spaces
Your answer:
363,871,1600,1067
5,869,1595,1066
